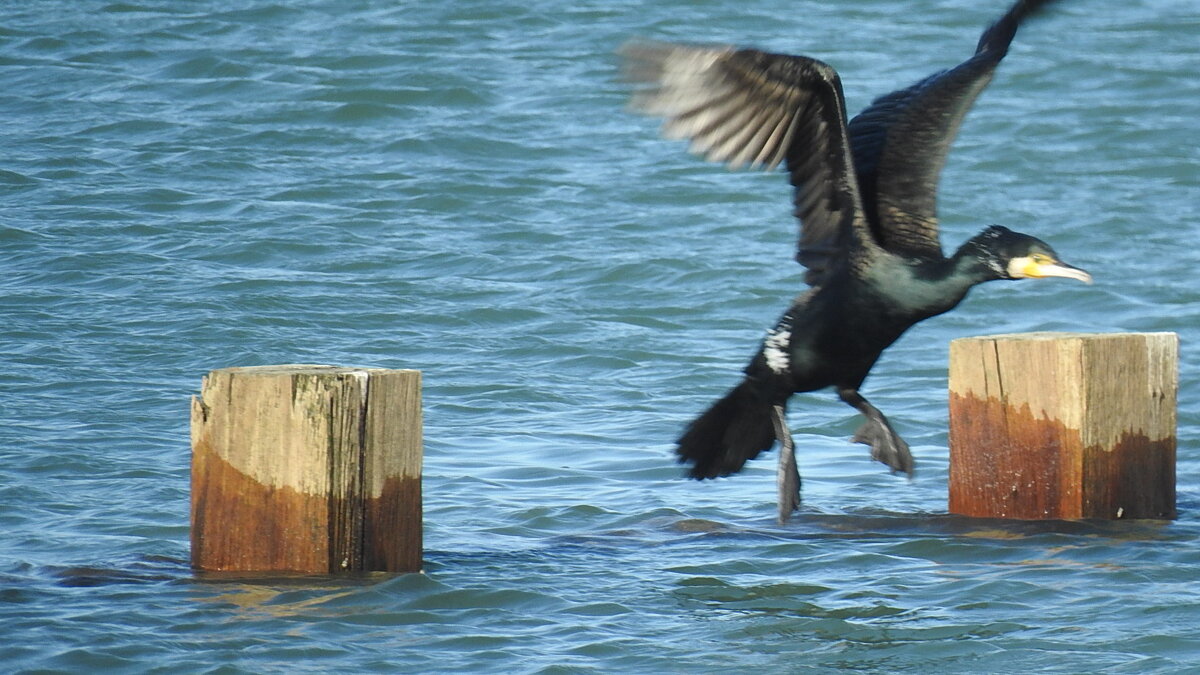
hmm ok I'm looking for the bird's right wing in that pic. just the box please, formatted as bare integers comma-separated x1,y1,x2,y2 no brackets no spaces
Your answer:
620,42,872,286
846,0,1057,259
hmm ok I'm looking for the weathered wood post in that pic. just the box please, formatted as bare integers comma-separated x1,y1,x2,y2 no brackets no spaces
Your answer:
948,332,1177,520
190,365,422,573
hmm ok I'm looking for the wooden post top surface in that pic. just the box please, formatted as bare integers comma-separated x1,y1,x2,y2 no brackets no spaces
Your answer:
952,331,1177,340
208,364,420,376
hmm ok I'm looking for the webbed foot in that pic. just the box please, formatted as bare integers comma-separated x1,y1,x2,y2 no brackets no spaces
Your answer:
838,387,915,477
852,416,914,476
771,404,801,523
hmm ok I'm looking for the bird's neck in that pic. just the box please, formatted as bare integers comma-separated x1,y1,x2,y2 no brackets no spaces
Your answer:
948,234,1006,285
885,239,1000,318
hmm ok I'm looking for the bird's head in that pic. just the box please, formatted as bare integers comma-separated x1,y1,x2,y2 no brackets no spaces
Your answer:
969,225,1092,284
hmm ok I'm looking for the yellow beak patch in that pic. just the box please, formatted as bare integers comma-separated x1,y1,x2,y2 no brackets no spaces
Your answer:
1006,255,1093,284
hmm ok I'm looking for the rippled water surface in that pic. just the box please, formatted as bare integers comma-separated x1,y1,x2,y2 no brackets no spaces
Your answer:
3,0,1199,672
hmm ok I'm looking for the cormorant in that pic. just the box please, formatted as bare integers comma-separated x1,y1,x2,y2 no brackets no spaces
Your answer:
621,0,1091,522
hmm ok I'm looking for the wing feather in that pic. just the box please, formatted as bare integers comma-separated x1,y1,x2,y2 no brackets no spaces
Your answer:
621,41,871,286
848,0,1057,258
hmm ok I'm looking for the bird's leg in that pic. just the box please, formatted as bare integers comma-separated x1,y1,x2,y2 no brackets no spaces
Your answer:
836,387,915,476
771,404,801,523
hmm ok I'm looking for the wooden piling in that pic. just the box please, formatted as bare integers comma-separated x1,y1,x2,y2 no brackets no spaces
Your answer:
948,332,1177,520
190,365,422,573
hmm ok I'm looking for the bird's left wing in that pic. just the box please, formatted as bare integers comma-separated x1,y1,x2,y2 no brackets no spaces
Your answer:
620,41,871,287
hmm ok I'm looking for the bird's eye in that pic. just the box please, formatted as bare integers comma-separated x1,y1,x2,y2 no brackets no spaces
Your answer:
1031,254,1052,265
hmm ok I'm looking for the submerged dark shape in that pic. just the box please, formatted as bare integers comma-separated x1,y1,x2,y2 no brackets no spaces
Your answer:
621,0,1091,522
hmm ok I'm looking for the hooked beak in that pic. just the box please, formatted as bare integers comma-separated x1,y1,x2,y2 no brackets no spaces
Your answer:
1007,256,1093,284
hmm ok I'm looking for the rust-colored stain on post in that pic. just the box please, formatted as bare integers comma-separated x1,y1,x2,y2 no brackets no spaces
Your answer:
190,365,422,573
948,332,1177,520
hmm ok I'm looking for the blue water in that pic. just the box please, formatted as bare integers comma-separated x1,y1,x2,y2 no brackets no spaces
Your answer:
2,0,1199,672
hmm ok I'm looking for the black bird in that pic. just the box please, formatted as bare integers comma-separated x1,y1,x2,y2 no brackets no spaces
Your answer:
621,0,1091,522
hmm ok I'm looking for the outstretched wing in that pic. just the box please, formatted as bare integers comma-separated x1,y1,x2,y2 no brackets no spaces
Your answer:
620,41,872,287
847,0,1057,259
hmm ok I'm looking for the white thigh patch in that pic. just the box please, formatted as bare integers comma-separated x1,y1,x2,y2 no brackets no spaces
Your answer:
763,327,791,374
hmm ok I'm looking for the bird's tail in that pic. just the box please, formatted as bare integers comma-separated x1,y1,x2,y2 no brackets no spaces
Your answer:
676,379,778,479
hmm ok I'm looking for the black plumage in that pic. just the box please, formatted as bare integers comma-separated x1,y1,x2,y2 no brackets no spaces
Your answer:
621,0,1092,522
